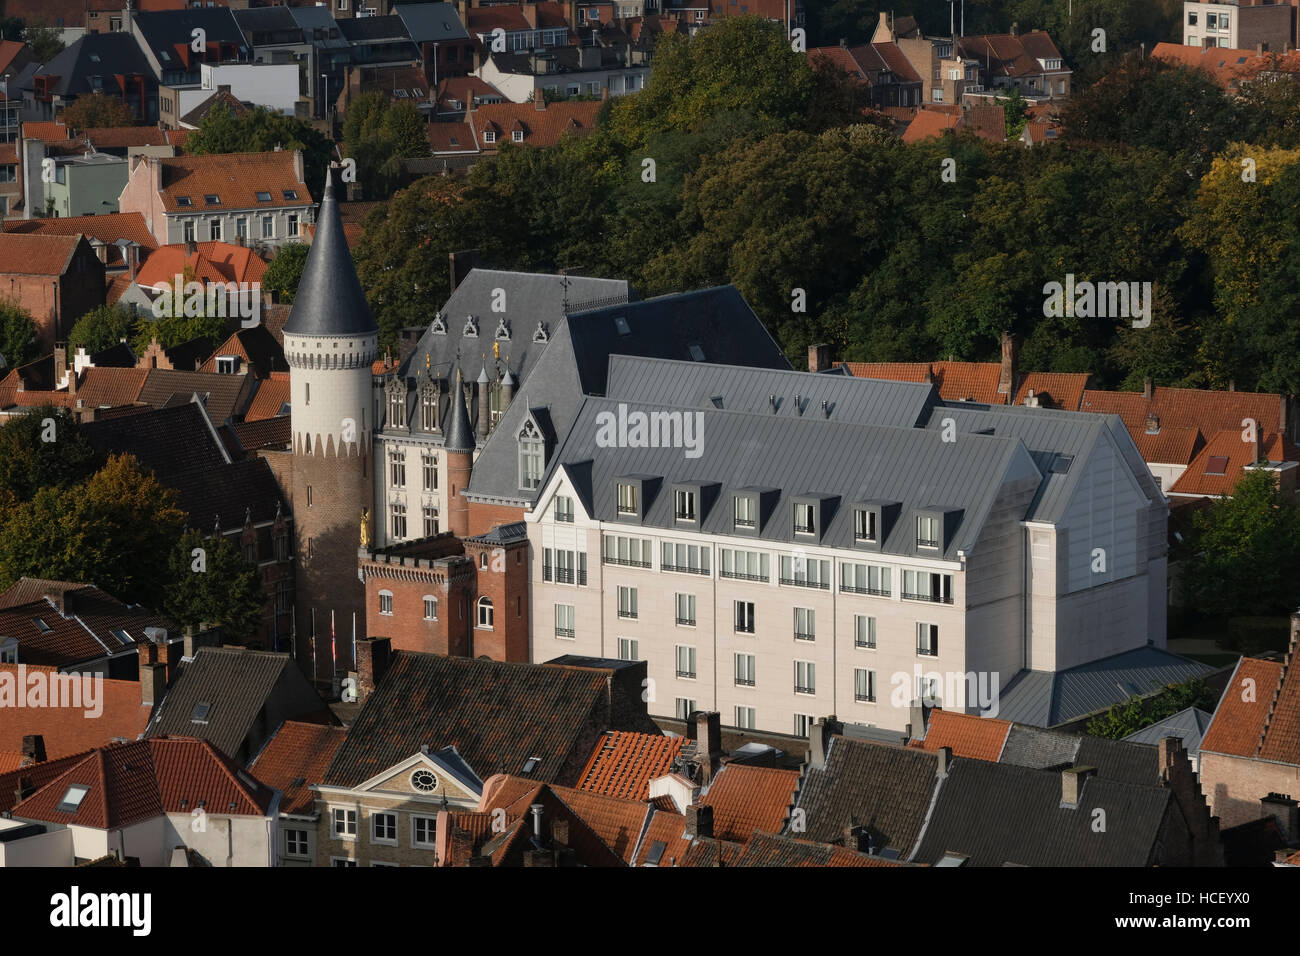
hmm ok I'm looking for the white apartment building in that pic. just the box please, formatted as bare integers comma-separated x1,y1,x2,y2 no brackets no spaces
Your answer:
526,358,1167,738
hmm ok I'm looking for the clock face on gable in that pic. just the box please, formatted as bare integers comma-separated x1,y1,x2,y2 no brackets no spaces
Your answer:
411,769,438,792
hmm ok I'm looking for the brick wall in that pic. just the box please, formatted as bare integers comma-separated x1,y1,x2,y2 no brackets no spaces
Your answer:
468,500,527,536
1200,750,1300,831
364,555,474,656
464,538,530,662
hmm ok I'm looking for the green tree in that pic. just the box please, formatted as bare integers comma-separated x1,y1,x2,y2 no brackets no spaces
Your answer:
262,242,310,303
0,406,103,503
342,93,430,198
998,87,1030,140
0,300,38,370
0,454,185,604
68,304,140,357
1086,678,1218,738
60,92,135,131
163,528,264,641
185,103,335,198
24,20,63,63
1179,469,1300,617
131,312,228,355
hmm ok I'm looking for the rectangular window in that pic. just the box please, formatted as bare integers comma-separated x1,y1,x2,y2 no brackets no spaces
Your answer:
854,509,876,542
411,816,436,847
903,569,953,604
854,614,876,648
285,829,308,855
379,591,393,615
602,533,652,567
661,541,710,574
423,597,437,620
617,482,638,515
262,215,274,239
674,488,696,521
675,592,696,626
733,495,755,528
389,449,405,487
794,713,815,737
917,515,940,548
422,453,436,491
422,506,438,537
841,562,891,596
554,494,574,522
675,697,696,720
780,555,830,588
236,217,247,239
332,808,357,837
372,812,397,843
617,585,638,619
794,660,816,695
618,637,639,661
209,218,222,241
720,547,769,582
1188,10,1197,24
917,622,939,657
736,706,756,729
675,644,696,679
734,652,755,686
390,503,406,539
793,607,815,641
855,668,876,702
554,603,575,639
794,502,816,534
288,214,299,237
734,600,755,633
183,218,195,242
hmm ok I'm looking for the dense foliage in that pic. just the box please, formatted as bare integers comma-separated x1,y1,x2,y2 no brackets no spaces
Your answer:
186,103,335,199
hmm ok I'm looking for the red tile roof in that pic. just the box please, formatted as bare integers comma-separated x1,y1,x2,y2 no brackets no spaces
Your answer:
135,241,268,288
148,151,312,214
841,360,1006,403
0,234,85,276
549,784,651,863
3,212,157,251
631,807,693,865
0,752,23,773
84,126,188,149
247,720,347,815
470,100,601,148
428,121,477,153
902,107,959,143
1202,657,1288,760
76,366,149,409
1079,386,1284,445
1168,429,1293,497
576,730,685,801
1014,372,1090,411
0,663,152,760
912,709,1011,762
1150,42,1285,91
699,764,799,841
244,371,290,421
0,577,88,610
22,121,70,143
13,737,275,829
0,752,90,813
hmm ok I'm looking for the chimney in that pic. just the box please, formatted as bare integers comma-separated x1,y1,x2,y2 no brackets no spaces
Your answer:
842,817,862,851
935,745,952,777
534,87,545,111
551,818,569,847
141,661,166,706
1143,377,1152,400
684,803,713,839
1060,766,1096,807
1229,379,1236,392
808,715,842,768
183,624,201,660
292,148,305,185
530,803,545,844
1261,793,1299,843
185,238,197,256
13,775,35,805
997,330,1016,396
1145,410,1159,435
839,37,848,47
356,636,393,702
54,341,67,388
877,10,891,41
923,364,933,385
448,249,479,292
694,710,722,783
20,734,46,765
807,342,831,373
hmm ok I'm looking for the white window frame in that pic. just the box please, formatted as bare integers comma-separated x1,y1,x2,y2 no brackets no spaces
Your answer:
423,596,437,620
379,590,393,615
371,811,398,845
331,808,357,839
410,815,437,848
477,596,494,629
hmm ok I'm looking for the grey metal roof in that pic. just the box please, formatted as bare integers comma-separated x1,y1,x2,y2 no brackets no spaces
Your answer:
394,2,470,42
443,370,474,452
288,6,350,47
910,758,1171,866
567,286,790,396
543,397,1041,559
1121,707,1213,755
605,355,940,428
283,170,377,338
997,647,1213,727
923,402,1118,523
135,9,250,60
337,14,413,42
34,33,156,97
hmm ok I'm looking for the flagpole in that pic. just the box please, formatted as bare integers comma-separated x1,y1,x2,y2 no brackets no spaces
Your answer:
330,609,337,681
351,611,357,672
311,608,317,683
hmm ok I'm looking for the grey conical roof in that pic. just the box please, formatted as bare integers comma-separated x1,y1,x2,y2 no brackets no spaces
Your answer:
444,368,475,452
282,168,377,337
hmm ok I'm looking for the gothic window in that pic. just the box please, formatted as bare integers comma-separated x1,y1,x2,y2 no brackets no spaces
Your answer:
387,378,405,429
420,380,438,430
518,418,544,491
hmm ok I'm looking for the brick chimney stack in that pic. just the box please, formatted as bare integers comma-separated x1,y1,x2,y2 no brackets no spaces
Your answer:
997,330,1016,397
694,710,722,784
684,803,713,839
356,636,393,703
1060,766,1096,807
20,734,46,766
807,342,831,373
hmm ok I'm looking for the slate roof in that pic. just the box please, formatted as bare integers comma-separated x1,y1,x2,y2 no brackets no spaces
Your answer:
282,170,375,338
733,831,907,867
0,577,91,611
83,401,230,482
394,2,470,42
699,764,799,841
31,32,156,98
134,8,250,63
322,652,613,788
912,758,1170,865
999,723,1081,770
231,415,292,452
1122,707,1213,757
443,369,475,452
246,720,347,816
1201,655,1296,763
605,355,938,428
0,664,152,759
171,456,289,529
542,396,1039,560
338,13,413,43
12,737,275,829
997,647,1213,728
145,648,312,759
576,730,684,801
795,736,940,853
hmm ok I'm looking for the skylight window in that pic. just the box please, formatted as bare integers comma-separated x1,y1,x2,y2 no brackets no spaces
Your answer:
521,756,540,774
57,784,90,814
1050,454,1073,474
176,195,193,207
613,315,630,335
1205,455,1229,476
110,627,133,644
645,840,667,866
687,343,705,362
204,194,220,204
256,190,272,202
282,189,297,200
160,50,171,62
89,54,101,63
191,701,213,723
32,617,51,633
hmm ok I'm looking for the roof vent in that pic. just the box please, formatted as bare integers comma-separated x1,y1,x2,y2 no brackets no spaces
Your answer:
821,399,829,418
794,395,802,416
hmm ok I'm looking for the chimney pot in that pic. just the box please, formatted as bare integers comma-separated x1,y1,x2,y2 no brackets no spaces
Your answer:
1061,766,1096,807
684,803,713,839
1143,377,1152,400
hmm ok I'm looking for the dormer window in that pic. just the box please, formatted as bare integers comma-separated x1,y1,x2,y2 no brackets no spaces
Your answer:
387,380,405,429
484,130,497,144
734,495,755,528
420,381,438,429
518,418,544,490
854,509,876,543
917,515,940,549
512,129,524,142
674,488,696,522
794,502,816,535
617,482,638,515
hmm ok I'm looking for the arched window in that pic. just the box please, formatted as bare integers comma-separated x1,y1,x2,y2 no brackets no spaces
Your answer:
480,552,488,569
420,381,438,430
477,596,494,629
518,418,544,490
387,378,405,429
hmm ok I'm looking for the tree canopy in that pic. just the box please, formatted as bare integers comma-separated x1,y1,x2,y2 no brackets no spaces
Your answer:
60,92,135,131
185,103,335,198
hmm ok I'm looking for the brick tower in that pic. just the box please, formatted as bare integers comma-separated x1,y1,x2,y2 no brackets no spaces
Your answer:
284,168,378,679
445,368,474,537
